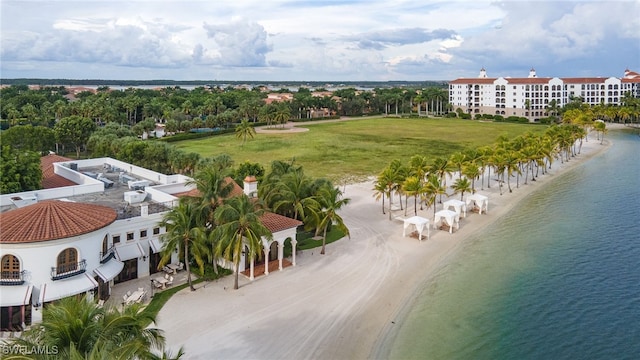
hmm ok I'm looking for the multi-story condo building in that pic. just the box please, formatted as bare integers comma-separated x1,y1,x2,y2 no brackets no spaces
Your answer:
449,68,640,120
0,155,301,331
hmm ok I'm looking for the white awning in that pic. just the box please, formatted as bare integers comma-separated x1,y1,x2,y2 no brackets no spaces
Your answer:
149,237,164,254
114,243,144,261
39,273,98,304
93,258,124,282
0,285,33,307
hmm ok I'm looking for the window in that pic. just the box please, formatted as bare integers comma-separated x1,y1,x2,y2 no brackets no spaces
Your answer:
140,229,148,238
127,232,134,241
57,248,78,274
153,227,160,235
113,235,121,244
1,255,20,280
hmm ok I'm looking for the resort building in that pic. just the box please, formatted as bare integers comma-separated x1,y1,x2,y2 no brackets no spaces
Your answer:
448,68,640,120
0,155,301,331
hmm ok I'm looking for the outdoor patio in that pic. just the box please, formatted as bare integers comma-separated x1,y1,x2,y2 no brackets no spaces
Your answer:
106,269,198,308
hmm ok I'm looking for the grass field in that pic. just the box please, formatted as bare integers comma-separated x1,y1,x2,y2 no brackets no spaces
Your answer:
174,117,547,182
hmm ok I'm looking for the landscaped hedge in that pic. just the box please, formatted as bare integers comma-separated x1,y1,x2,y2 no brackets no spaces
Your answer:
290,115,341,122
161,128,235,142
161,122,267,142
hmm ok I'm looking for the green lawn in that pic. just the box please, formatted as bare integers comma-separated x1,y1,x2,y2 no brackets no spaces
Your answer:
174,118,546,182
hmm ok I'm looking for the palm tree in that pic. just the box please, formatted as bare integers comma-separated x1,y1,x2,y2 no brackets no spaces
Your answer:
273,103,291,128
159,199,206,291
309,185,351,255
376,168,396,220
372,178,387,215
273,170,317,221
213,195,272,290
7,296,172,359
461,163,481,193
430,157,452,203
402,176,423,216
451,176,472,201
235,119,256,146
424,174,446,219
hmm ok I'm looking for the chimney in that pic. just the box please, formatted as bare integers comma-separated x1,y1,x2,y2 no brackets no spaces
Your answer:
243,176,258,197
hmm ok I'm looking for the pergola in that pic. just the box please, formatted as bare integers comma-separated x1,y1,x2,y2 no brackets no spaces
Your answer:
466,194,489,214
403,216,430,241
434,210,460,234
443,199,467,218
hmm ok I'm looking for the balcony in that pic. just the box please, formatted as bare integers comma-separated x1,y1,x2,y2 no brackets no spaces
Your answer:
0,270,26,285
100,245,115,264
51,259,87,280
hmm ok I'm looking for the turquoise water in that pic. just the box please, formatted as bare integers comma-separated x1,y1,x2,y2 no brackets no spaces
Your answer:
387,129,640,360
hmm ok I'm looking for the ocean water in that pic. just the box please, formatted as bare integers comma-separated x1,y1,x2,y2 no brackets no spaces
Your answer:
387,128,640,360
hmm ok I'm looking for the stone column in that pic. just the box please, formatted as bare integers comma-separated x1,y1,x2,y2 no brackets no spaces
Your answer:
264,247,270,276
291,240,298,266
278,242,284,271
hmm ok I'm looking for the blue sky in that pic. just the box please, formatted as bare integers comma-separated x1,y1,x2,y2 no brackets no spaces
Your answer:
1,0,639,81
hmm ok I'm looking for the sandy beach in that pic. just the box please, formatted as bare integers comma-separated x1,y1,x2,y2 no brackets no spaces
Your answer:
159,129,613,360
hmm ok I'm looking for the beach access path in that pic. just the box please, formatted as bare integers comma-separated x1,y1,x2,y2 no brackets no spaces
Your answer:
158,128,613,360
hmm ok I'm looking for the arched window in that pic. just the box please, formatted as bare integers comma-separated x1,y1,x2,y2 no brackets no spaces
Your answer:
1,255,20,280
57,248,78,274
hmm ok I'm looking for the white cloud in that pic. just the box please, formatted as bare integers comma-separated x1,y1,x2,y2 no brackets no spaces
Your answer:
1,0,638,80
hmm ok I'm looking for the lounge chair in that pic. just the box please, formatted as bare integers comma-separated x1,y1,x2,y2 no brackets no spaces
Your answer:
177,262,184,271
166,276,173,286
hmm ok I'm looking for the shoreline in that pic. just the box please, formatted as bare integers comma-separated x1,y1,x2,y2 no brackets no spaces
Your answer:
159,128,615,360
370,130,615,359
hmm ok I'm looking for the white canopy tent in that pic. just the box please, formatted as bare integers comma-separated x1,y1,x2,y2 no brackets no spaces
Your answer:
466,194,489,214
434,210,460,234
443,199,467,218
403,216,430,241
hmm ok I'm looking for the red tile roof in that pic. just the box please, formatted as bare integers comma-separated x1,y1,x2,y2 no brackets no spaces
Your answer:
173,177,301,232
0,200,117,243
560,77,607,84
40,154,76,189
173,177,244,199
505,78,554,84
259,212,303,233
449,78,497,84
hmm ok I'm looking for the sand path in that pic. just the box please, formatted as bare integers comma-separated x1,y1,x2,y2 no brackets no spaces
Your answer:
159,128,613,359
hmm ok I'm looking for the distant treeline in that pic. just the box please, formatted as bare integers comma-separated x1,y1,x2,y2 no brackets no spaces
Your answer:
0,78,448,89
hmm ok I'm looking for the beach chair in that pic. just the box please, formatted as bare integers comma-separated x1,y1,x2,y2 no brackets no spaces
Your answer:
177,262,184,271
165,273,170,280
166,276,173,286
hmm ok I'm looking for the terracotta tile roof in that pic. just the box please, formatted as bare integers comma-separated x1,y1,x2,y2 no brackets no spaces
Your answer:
173,177,244,199
560,77,607,83
40,154,77,189
259,212,303,233
0,200,117,244
449,78,497,85
172,177,301,232
505,77,554,84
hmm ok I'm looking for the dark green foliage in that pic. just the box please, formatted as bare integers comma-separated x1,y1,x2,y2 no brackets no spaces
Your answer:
1,125,56,154
0,145,42,193
234,161,265,183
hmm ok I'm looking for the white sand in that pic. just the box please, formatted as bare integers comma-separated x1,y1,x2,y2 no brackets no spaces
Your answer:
158,132,611,360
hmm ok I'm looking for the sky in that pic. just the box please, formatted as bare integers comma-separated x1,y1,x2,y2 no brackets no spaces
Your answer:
1,0,639,81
